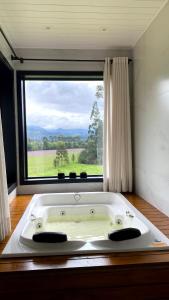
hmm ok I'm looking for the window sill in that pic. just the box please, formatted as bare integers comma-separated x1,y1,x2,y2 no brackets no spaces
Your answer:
20,176,103,185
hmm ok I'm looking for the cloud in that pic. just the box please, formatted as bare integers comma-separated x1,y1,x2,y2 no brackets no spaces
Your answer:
25,80,103,129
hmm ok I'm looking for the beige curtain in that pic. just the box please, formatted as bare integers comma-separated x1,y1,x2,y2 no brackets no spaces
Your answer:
0,111,11,240
103,57,132,192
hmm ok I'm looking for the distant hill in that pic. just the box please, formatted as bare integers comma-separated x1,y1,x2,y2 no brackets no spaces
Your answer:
27,126,88,140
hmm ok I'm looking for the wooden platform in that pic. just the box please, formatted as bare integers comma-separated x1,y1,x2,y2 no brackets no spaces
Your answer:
1,193,169,299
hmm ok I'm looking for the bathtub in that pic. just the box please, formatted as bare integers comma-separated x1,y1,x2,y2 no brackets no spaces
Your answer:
2,192,169,257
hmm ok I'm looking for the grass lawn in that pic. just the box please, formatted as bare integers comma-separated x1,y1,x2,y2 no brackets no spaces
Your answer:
28,149,103,177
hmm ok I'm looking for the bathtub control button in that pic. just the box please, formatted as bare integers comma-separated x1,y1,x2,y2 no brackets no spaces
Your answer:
30,214,36,222
126,211,134,218
74,193,81,202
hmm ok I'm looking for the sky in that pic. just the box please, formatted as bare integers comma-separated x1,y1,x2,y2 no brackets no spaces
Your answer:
25,80,104,130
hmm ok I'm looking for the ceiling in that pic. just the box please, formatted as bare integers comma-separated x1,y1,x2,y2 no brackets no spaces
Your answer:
0,0,168,49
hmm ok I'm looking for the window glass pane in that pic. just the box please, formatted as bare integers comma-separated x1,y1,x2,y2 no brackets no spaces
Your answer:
25,80,103,178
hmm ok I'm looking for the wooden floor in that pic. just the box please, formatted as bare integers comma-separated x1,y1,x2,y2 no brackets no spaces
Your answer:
1,193,169,299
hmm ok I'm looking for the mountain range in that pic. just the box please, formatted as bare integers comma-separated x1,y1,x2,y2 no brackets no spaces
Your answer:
27,125,88,140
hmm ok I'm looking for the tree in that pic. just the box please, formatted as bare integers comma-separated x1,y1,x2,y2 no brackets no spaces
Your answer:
95,84,104,99
78,150,88,164
79,84,103,165
71,153,75,163
42,137,49,150
53,141,69,167
87,101,100,163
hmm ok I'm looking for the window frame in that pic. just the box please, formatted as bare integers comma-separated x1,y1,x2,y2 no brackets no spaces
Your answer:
17,70,104,185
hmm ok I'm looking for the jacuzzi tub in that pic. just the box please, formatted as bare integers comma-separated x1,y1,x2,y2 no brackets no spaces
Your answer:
2,192,169,257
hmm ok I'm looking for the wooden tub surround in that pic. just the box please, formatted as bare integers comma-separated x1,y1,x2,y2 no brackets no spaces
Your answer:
1,194,169,299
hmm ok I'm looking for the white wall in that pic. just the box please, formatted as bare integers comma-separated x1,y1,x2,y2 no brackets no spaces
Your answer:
134,2,169,216
0,32,14,68
14,48,132,194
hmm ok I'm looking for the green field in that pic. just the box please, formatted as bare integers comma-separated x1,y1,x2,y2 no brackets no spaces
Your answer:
28,149,103,177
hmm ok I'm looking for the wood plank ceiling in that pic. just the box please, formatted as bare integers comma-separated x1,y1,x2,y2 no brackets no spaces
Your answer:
0,0,168,49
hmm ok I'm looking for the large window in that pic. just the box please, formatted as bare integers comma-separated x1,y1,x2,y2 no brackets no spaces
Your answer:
17,71,103,184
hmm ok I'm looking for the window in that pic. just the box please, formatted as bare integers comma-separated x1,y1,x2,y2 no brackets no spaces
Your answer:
17,71,103,184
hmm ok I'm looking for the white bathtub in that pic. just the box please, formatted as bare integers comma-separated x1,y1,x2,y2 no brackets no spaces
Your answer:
2,192,169,257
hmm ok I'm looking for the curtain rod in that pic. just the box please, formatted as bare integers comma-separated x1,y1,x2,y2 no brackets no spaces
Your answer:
11,55,132,64
0,26,133,64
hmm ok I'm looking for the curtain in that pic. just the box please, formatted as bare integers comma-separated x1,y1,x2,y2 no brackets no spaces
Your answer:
0,111,11,240
103,57,132,192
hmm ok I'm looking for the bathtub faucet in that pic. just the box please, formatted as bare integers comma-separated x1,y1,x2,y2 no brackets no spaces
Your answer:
74,192,81,203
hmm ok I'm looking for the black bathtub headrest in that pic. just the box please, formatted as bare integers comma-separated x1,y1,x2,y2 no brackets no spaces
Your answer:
108,228,141,241
32,232,67,243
